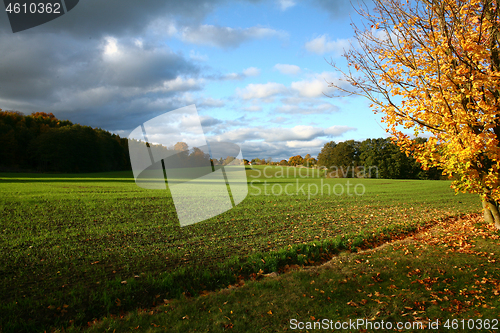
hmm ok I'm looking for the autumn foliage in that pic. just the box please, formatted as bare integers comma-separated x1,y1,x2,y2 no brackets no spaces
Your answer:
330,0,500,228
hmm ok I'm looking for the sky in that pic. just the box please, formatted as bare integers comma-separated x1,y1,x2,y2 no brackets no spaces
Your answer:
0,0,390,161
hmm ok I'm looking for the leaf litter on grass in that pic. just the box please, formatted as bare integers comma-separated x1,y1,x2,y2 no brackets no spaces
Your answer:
77,213,500,333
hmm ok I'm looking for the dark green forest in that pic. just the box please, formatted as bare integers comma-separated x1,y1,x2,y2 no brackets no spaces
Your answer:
316,139,443,180
0,110,130,173
0,109,443,179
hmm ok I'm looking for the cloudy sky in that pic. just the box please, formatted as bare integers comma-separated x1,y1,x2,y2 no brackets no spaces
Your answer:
0,0,388,161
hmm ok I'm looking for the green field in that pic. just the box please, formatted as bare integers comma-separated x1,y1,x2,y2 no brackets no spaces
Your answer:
0,166,482,332
76,213,500,333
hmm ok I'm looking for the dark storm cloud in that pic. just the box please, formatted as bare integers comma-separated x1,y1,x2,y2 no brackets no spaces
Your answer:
0,0,268,38
0,0,243,131
180,25,286,49
64,96,182,132
0,32,101,103
0,0,277,133
0,0,219,37
309,0,353,17
99,39,198,88
0,31,199,108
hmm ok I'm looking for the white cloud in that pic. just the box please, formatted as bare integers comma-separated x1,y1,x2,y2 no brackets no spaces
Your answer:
223,73,241,80
305,34,351,55
134,39,143,48
260,125,356,143
239,139,325,161
178,113,207,130
290,72,340,97
275,103,339,114
324,125,357,136
261,125,324,141
198,97,225,108
209,124,356,146
220,67,261,80
168,93,224,109
211,127,258,142
204,121,357,161
271,116,288,123
274,63,301,75
180,25,286,48
286,139,325,148
316,103,339,112
161,77,205,92
277,0,296,10
243,105,263,112
95,37,202,92
291,79,331,98
189,50,208,62
147,18,178,37
103,36,119,56
236,82,287,100
243,67,261,77
291,79,325,98
280,96,310,105
370,27,399,44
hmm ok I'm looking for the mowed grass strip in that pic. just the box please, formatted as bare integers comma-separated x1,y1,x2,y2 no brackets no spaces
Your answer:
0,167,481,332
65,214,500,333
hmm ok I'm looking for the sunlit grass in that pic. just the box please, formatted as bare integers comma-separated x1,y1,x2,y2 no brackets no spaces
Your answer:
0,167,482,332
73,214,500,333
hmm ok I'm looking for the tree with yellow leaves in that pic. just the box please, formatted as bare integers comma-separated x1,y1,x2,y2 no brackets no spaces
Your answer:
329,0,500,229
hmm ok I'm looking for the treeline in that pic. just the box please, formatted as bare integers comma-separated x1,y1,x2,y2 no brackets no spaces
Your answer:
248,139,442,180
0,110,130,173
316,138,443,180
0,109,443,179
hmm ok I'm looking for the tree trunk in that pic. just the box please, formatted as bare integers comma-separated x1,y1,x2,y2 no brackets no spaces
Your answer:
482,197,500,230
483,199,494,223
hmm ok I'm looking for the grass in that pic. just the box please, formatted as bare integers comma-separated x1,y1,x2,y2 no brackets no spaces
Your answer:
71,214,500,333
0,166,484,332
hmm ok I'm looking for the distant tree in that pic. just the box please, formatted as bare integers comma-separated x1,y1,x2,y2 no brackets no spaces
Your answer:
330,140,360,168
189,147,211,167
30,125,97,172
0,110,73,171
224,156,236,165
363,139,407,178
279,159,289,166
304,157,317,167
288,155,304,166
250,158,266,165
358,138,442,179
174,142,188,151
0,110,131,173
317,141,337,167
359,138,396,178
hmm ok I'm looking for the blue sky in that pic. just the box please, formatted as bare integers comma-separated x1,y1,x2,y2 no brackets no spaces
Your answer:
0,0,389,161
